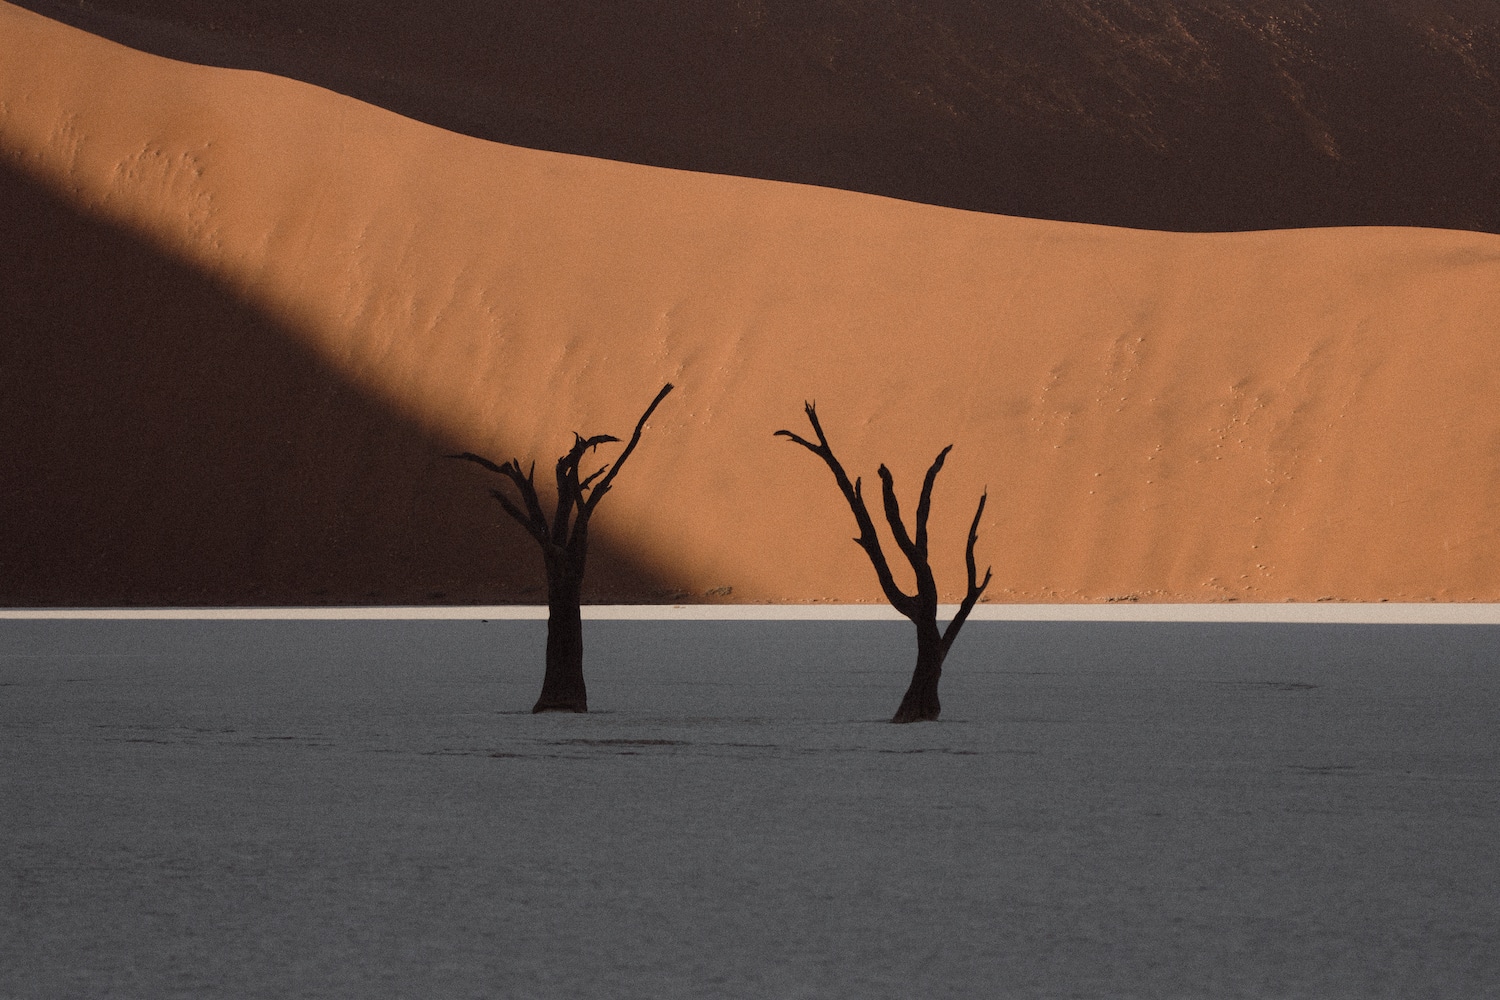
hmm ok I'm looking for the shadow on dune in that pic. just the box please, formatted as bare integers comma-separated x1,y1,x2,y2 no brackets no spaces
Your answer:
10,0,1500,235
0,161,675,606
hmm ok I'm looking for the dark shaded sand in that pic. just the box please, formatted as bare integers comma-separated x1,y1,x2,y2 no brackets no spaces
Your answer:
0,161,670,605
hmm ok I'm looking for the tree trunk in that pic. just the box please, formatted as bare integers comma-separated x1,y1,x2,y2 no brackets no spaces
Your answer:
891,618,945,723
534,554,587,713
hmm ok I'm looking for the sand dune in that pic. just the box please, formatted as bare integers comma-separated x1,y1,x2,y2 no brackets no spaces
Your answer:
3,1,1500,604
12,0,1500,234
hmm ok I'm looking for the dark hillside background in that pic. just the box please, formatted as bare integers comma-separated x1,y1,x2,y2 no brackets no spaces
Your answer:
14,0,1500,233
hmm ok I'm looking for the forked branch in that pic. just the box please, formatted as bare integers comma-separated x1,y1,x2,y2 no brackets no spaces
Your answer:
877,444,950,580
775,402,926,617
777,402,992,630
449,452,549,544
940,490,993,654
448,382,674,555
913,446,951,558
779,401,993,723
553,432,619,546
581,382,675,518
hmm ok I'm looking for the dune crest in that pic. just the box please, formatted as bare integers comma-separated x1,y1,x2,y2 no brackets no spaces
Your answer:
4,1,1500,604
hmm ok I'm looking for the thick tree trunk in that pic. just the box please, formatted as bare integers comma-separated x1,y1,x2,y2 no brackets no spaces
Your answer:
891,618,945,723
534,555,587,713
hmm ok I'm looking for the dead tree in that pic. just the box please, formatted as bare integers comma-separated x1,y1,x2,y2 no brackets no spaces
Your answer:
776,402,991,722
450,383,674,713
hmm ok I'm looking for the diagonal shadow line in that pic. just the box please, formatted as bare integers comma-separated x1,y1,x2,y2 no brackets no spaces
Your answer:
0,159,677,606
7,0,1500,235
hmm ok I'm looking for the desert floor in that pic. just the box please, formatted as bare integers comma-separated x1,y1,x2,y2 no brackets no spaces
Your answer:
4,619,1497,998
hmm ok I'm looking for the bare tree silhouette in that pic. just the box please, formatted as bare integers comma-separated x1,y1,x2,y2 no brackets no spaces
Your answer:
776,402,991,722
451,383,674,712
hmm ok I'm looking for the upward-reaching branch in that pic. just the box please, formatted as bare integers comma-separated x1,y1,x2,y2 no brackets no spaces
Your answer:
940,490,993,655
554,433,619,546
877,465,917,563
913,446,952,559
450,384,673,558
875,449,948,603
875,453,948,607
580,383,675,519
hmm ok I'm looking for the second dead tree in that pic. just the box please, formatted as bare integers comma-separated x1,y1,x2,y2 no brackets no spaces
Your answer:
450,383,674,713
777,402,992,723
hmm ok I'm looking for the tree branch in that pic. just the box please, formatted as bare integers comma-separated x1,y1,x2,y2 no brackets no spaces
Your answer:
580,383,674,519
876,465,919,563
776,402,916,618
877,460,941,607
773,429,821,453
941,489,993,655
488,488,546,545
578,463,610,492
553,433,619,545
913,445,952,559
508,460,549,536
449,452,550,542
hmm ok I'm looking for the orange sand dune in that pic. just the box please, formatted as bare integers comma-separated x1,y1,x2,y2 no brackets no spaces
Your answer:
3,1,1499,604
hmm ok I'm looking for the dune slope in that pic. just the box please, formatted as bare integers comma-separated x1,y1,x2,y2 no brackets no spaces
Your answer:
0,161,671,606
10,0,1500,234
3,1,1499,604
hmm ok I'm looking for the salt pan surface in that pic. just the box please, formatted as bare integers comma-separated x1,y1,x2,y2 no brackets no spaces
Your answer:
4,620,1497,998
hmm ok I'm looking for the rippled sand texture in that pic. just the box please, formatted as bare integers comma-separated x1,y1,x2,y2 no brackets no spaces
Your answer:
3,1,1500,603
